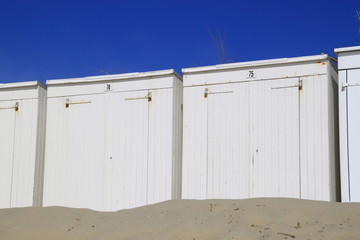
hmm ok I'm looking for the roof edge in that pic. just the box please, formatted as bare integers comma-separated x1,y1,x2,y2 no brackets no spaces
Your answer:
0,81,46,89
335,46,360,54
182,54,329,74
47,69,181,85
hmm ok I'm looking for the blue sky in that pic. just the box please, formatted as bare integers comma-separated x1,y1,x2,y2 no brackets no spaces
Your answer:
0,0,359,84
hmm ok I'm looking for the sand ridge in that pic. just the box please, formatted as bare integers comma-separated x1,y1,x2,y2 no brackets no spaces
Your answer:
0,198,359,240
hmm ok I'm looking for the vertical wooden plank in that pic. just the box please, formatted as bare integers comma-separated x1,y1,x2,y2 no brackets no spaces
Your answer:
121,90,149,209
206,85,215,197
285,78,300,197
11,99,37,207
147,88,173,204
300,77,311,199
112,91,128,209
254,80,264,197
300,76,323,200
0,101,16,208
181,87,193,199
198,86,208,199
253,78,300,198
314,75,324,199
338,70,350,201
347,69,360,201
237,82,251,198
263,80,273,197
43,94,107,210
182,85,208,199
206,84,235,198
225,84,235,198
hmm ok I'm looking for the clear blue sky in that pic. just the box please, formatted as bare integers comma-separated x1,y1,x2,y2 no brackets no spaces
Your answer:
0,0,359,84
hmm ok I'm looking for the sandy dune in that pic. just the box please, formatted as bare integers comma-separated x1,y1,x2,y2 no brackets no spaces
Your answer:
0,198,359,240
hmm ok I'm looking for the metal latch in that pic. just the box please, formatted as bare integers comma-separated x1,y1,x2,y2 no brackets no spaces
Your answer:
125,92,152,102
342,82,360,88
65,99,92,108
204,88,234,98
271,80,303,90
0,102,19,111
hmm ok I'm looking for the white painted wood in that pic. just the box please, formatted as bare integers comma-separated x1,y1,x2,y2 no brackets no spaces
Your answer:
0,102,16,207
347,69,360,201
335,47,360,70
106,90,149,210
46,70,179,98
299,74,336,201
182,86,208,199
336,46,360,202
43,71,182,211
43,94,107,209
338,70,350,202
183,55,328,74
206,83,237,198
251,78,300,198
147,88,174,204
182,55,329,87
47,77,174,98
182,55,338,201
0,81,41,101
0,82,47,208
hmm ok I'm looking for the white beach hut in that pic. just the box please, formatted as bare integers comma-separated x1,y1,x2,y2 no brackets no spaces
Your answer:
335,46,360,202
182,55,339,202
43,70,182,211
0,81,47,208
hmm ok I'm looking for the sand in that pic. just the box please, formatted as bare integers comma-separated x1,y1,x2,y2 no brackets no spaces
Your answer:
0,198,359,240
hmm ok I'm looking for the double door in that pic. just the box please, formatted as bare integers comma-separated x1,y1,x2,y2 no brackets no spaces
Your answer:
183,77,301,199
44,88,173,210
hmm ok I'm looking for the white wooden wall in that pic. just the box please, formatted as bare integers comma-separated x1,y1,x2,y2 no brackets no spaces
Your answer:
183,78,301,199
0,83,46,208
43,72,182,211
182,57,338,201
337,46,360,202
345,69,360,201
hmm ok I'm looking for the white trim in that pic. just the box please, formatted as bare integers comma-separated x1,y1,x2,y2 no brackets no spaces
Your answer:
182,55,329,74
335,46,360,54
0,81,45,89
47,69,181,85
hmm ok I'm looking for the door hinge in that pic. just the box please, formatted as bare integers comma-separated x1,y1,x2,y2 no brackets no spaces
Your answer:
342,82,360,88
0,102,19,111
65,99,92,108
125,92,152,102
271,79,303,91
204,88,233,98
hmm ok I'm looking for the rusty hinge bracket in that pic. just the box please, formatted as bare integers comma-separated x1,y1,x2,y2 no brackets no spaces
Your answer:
125,92,152,102
271,80,303,91
204,88,233,98
342,82,360,88
0,102,19,111
65,99,92,108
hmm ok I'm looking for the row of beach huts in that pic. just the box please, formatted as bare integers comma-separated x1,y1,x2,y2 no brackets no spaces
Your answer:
0,46,359,211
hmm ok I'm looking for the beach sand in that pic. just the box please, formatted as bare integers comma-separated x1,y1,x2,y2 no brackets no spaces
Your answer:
0,198,359,240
